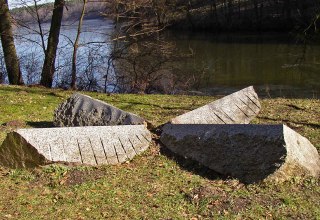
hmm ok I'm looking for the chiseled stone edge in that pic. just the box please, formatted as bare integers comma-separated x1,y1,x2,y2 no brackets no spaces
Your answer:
0,132,48,168
0,125,152,168
53,93,146,127
170,86,261,124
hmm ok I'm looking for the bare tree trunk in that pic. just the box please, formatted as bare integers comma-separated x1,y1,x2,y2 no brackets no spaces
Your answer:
253,0,259,25
0,71,3,84
40,0,64,88
0,0,24,85
284,0,292,23
227,0,233,23
71,0,87,90
213,0,218,23
238,0,241,19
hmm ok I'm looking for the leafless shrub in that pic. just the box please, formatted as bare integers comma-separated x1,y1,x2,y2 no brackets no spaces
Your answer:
102,0,197,94
19,50,42,84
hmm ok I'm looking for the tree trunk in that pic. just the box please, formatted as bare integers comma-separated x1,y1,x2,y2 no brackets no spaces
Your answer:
71,0,87,90
0,0,24,85
284,0,292,23
227,0,233,23
253,0,259,25
0,71,3,84
238,0,241,19
40,0,64,88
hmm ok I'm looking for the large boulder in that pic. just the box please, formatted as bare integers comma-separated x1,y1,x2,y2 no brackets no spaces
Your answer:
54,93,145,127
171,86,261,124
160,124,320,183
0,125,152,168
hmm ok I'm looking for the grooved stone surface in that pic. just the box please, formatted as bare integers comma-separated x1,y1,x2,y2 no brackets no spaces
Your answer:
0,125,152,168
160,124,320,183
54,93,145,127
171,86,261,124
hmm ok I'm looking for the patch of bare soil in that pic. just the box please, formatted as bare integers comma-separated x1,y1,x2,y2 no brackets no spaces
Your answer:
185,181,283,215
3,120,26,128
62,169,106,186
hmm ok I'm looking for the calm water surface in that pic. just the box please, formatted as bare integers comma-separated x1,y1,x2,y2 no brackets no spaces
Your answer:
11,19,320,94
169,32,320,91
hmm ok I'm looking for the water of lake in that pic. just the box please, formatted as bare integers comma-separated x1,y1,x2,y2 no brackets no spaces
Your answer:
13,19,113,88
7,19,320,96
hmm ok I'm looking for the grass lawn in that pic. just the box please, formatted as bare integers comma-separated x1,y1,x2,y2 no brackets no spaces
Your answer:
0,85,319,219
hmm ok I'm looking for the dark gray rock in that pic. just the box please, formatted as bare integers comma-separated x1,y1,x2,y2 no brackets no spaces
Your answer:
170,86,261,124
0,125,152,168
160,124,320,183
54,93,145,127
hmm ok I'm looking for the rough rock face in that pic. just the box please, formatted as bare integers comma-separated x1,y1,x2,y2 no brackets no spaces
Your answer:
54,93,145,127
160,124,320,183
0,125,152,168
171,86,261,124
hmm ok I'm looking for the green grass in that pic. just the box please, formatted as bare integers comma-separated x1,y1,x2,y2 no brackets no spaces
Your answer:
0,85,319,219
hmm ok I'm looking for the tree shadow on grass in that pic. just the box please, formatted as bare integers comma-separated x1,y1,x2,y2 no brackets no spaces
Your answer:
111,100,193,111
26,121,54,128
0,86,67,98
258,116,320,129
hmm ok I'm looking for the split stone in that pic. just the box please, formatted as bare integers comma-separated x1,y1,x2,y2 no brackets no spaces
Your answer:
170,86,261,124
160,124,320,183
54,93,145,127
0,125,152,168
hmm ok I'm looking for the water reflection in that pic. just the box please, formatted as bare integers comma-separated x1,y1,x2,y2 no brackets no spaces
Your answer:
169,32,320,90
1,19,319,96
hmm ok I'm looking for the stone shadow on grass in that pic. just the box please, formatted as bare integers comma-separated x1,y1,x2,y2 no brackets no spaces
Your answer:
26,121,54,128
159,143,227,181
152,126,227,181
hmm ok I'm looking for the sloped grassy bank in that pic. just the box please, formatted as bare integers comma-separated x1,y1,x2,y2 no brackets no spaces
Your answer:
0,85,319,219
